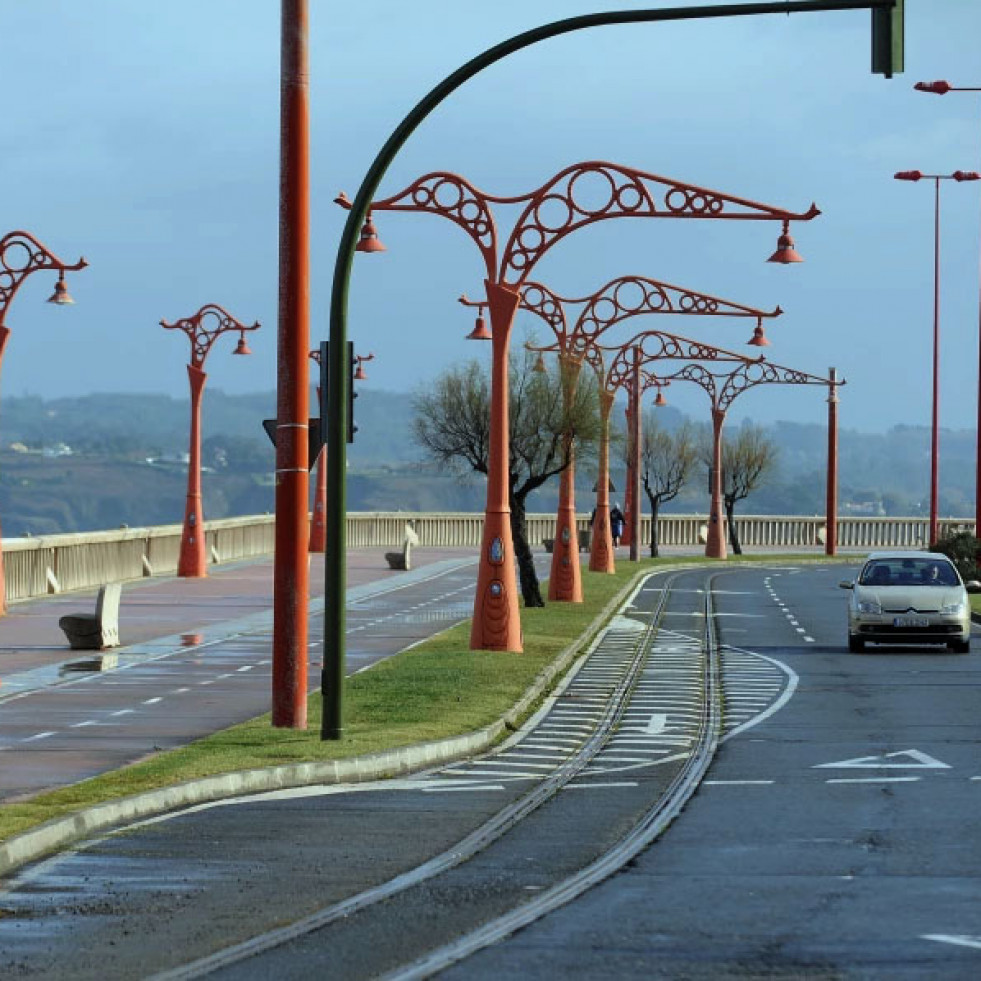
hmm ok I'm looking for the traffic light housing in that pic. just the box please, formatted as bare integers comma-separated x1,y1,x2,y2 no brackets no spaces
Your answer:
347,340,358,444
871,0,903,78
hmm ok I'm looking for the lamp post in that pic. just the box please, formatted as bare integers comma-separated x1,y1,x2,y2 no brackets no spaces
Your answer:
467,274,777,599
161,304,259,578
339,162,815,651
894,168,981,546
0,230,87,613
914,80,981,557
614,355,843,558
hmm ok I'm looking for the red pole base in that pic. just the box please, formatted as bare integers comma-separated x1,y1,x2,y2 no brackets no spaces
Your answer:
548,505,583,602
588,510,615,574
177,508,207,577
705,516,728,560
470,509,522,652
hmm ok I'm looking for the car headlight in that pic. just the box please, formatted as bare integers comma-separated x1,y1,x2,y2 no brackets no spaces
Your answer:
940,599,967,615
857,600,881,614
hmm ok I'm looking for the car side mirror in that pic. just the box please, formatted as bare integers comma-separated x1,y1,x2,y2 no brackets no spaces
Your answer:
838,580,854,590
965,580,981,594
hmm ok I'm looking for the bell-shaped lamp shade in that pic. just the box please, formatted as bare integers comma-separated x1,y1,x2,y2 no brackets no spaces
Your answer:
47,273,75,305
653,389,668,407
353,362,367,381
356,213,386,253
748,323,771,347
532,352,547,373
767,221,803,264
467,313,492,341
233,331,252,355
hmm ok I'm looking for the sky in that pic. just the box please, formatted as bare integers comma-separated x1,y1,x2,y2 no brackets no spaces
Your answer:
2,0,981,435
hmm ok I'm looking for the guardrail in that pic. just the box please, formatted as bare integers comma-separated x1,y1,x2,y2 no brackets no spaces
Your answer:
3,512,974,604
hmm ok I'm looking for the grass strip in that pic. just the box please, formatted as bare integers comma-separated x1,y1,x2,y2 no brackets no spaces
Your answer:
0,552,856,844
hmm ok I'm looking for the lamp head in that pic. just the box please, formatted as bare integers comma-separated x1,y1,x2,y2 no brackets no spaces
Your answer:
653,389,667,408
233,331,252,355
355,213,386,253
767,221,803,264
914,80,951,95
954,171,981,182
894,170,923,181
466,313,491,341
46,272,75,305
354,362,367,381
532,352,547,373
748,322,771,347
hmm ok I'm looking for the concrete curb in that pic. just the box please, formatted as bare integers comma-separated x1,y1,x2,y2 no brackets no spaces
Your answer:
0,565,651,878
0,555,857,878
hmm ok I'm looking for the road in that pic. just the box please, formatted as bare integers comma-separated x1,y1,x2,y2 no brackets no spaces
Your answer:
1,561,979,979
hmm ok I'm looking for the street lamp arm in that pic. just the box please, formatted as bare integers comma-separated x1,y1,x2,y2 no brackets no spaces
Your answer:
500,160,819,286
0,230,87,324
160,303,261,369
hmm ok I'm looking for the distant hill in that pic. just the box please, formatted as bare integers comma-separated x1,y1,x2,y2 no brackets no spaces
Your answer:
0,389,975,536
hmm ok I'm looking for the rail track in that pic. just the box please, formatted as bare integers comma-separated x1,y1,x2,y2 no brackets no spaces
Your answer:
147,567,724,980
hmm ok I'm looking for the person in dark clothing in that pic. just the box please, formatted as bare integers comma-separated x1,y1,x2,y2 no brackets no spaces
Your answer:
610,503,625,546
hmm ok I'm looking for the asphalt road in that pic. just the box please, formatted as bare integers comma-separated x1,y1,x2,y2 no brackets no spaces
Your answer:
1,561,979,979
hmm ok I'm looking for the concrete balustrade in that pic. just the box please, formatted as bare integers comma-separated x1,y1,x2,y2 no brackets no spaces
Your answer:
2,511,975,604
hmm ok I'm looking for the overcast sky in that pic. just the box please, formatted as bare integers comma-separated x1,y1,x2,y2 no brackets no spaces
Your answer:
2,0,981,435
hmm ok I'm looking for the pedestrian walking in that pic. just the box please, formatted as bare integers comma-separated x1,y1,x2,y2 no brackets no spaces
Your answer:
610,503,625,546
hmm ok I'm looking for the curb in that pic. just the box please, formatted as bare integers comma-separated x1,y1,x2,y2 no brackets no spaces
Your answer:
0,565,651,878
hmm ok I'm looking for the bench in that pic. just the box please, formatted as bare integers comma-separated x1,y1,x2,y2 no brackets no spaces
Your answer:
543,529,591,553
58,582,122,650
385,523,420,571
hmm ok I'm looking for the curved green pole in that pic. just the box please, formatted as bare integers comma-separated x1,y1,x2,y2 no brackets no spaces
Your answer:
322,0,891,739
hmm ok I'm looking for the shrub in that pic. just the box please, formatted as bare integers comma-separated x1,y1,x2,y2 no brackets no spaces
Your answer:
929,531,981,582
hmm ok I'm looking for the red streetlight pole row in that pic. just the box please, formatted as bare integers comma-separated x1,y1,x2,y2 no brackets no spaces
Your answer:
893,168,981,546
340,161,817,652
160,305,259,578
0,230,86,613
914,80,981,559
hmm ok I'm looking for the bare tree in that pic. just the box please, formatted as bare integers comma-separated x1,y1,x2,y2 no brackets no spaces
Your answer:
412,347,599,606
700,423,778,554
640,415,697,557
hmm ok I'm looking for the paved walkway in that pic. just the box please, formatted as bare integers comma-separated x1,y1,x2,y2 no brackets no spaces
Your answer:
0,547,475,699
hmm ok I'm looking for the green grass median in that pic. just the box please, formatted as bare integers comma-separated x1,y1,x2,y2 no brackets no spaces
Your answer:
0,553,855,845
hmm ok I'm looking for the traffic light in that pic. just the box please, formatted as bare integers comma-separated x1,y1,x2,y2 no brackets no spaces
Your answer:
871,0,903,78
347,340,358,444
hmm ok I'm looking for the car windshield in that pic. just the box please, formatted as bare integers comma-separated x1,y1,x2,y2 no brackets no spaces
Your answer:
858,558,959,587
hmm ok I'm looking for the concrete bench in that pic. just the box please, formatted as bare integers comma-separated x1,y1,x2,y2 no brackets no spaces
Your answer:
543,529,591,553
385,523,420,571
58,582,122,650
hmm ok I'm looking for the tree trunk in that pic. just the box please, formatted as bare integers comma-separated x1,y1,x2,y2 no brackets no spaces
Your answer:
649,498,661,558
725,497,742,555
510,497,544,607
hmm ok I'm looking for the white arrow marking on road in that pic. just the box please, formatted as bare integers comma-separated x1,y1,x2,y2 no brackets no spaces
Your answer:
922,934,981,951
814,749,950,770
641,713,668,735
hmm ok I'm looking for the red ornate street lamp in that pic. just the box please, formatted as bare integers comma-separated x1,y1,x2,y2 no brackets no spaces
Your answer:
894,168,981,545
614,354,842,558
0,230,86,613
161,304,260,577
339,161,817,651
492,274,778,595
915,80,981,557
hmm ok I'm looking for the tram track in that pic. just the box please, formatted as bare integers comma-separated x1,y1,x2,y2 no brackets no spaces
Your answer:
150,568,724,981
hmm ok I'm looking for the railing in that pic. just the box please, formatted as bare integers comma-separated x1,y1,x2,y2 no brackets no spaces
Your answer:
3,512,974,604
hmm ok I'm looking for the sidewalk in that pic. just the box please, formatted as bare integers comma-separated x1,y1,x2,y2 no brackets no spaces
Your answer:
0,547,476,699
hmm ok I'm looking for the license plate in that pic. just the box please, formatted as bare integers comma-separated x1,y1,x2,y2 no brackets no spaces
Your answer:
893,617,929,628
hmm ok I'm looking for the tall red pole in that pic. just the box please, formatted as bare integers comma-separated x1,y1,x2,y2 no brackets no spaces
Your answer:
589,390,616,574
548,355,583,602
272,0,310,728
930,176,941,547
178,365,208,577
706,407,728,559
825,367,839,556
471,281,523,652
629,345,642,562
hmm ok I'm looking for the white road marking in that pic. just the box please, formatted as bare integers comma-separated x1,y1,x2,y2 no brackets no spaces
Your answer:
703,779,775,785
111,709,134,717
815,749,950,770
922,935,981,950
71,720,98,728
566,781,639,789
826,776,922,784
237,665,253,672
142,697,162,705
421,784,505,793
23,731,56,741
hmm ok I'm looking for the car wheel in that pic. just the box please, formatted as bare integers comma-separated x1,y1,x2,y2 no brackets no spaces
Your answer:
848,635,865,653
949,639,971,654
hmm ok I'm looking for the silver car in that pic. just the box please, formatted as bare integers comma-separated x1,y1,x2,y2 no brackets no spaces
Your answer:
839,550,980,653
